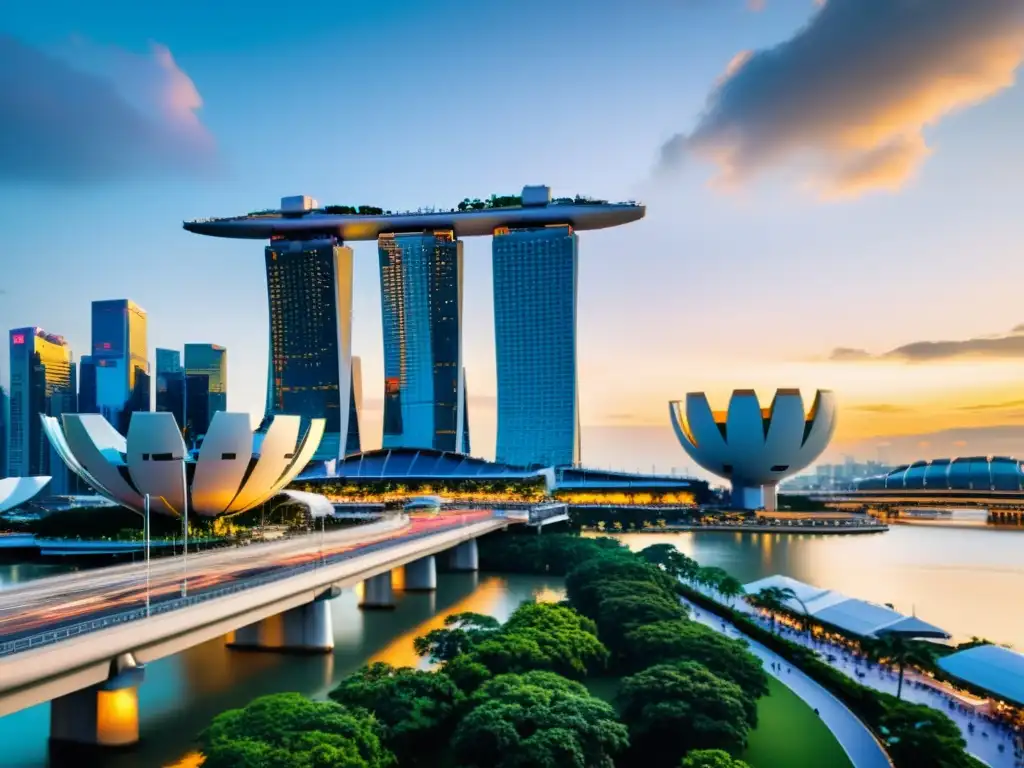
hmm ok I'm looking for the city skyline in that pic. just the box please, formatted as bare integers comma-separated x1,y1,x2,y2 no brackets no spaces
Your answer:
2,1,1024,474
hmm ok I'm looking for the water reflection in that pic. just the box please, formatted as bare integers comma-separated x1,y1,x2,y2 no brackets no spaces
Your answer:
0,572,562,768
611,526,1024,647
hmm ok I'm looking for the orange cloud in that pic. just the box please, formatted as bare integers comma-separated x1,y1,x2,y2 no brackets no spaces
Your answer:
660,0,1024,199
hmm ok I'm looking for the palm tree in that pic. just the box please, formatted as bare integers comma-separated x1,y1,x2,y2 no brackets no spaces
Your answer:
717,575,745,607
745,586,790,634
862,634,936,700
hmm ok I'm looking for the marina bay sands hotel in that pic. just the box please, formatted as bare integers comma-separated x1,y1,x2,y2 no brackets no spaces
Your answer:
184,185,645,467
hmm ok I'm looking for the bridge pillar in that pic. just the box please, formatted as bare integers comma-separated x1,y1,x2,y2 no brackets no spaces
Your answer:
404,556,437,591
360,571,395,609
448,539,479,572
50,654,145,748
229,589,337,653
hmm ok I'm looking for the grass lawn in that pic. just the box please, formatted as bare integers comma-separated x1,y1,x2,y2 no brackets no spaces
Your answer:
742,676,853,768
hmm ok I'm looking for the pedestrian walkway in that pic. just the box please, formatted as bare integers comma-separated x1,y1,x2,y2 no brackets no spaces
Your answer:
685,601,893,768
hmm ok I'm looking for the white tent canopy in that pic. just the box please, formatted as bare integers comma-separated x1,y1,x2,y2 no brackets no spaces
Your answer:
743,574,949,639
939,645,1024,706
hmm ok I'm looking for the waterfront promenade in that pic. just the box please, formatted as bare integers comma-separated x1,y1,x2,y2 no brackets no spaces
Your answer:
685,601,892,768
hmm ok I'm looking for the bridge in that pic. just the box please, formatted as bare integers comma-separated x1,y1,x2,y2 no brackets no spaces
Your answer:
0,507,562,748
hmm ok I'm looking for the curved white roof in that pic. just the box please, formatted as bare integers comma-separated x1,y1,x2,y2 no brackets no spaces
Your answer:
0,476,51,514
670,389,837,486
42,411,324,517
939,645,1024,706
743,573,948,639
276,489,334,519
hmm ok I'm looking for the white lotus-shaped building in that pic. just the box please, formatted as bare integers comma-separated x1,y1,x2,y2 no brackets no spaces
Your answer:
670,389,837,511
41,411,324,517
0,476,51,514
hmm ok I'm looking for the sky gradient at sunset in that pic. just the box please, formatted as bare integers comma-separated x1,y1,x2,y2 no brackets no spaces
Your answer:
3,0,1024,477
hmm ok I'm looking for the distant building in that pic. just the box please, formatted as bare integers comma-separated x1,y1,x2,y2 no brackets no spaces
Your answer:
91,299,149,433
77,355,98,414
378,231,464,452
8,328,73,478
264,236,354,462
185,374,211,443
460,367,470,455
184,344,227,435
46,370,78,495
492,225,580,468
346,356,363,456
155,348,184,425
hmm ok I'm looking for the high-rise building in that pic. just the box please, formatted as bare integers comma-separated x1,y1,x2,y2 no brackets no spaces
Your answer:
47,366,78,495
184,344,227,436
378,231,464,452
346,356,363,456
264,237,353,461
0,385,9,477
492,225,580,468
155,348,184,426
8,328,73,477
78,355,98,414
185,373,210,442
460,367,470,455
92,299,149,433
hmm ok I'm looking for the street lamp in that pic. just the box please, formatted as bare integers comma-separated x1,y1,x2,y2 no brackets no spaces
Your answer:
181,454,189,597
144,493,151,616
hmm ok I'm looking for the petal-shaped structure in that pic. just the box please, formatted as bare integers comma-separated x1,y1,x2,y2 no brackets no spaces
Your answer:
669,388,837,510
126,412,188,517
191,412,255,517
0,476,51,514
43,412,327,518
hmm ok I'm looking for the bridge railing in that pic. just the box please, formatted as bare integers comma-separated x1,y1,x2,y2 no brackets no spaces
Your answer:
0,514,493,658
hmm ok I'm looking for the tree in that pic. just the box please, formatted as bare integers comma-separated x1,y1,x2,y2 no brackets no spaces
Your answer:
199,692,395,768
744,586,792,634
413,612,500,663
329,663,462,766
566,555,677,619
595,593,689,653
716,576,745,607
862,634,935,700
617,662,753,767
681,749,751,768
879,701,976,768
622,620,768,716
638,543,699,582
451,671,628,768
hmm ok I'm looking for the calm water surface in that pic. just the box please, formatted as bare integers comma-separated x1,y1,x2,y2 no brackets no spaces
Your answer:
612,524,1024,648
0,569,562,768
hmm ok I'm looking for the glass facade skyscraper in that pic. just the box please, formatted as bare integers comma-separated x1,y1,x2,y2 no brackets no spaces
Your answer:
378,231,464,452
8,327,73,477
184,344,227,436
77,355,98,414
492,225,580,468
264,238,354,462
155,348,184,426
92,299,149,433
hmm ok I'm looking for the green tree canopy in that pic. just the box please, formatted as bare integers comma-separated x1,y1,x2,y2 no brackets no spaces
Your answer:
451,670,628,768
622,620,768,714
413,612,500,663
565,555,677,618
879,701,976,768
618,662,754,767
199,692,394,768
595,593,689,653
329,663,463,767
639,543,700,582
680,749,751,768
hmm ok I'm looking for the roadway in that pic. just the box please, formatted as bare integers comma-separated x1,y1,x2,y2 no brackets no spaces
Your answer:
0,510,492,647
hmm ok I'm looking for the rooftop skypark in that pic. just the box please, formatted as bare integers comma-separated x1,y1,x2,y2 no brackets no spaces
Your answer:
183,185,645,240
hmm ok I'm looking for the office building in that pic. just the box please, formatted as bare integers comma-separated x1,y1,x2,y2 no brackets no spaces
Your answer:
346,356,363,456
8,328,73,477
378,231,464,452
492,226,580,467
46,372,78,495
78,355,98,414
264,236,354,462
184,343,227,435
91,299,149,433
155,348,184,425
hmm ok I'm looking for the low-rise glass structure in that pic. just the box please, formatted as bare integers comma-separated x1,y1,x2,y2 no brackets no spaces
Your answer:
855,456,1024,492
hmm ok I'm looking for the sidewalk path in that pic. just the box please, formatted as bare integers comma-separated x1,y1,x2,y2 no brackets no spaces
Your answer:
685,600,892,768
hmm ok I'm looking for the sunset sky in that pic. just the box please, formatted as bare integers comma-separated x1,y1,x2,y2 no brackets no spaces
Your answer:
3,0,1024,476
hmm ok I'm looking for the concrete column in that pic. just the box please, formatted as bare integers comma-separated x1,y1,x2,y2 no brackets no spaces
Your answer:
448,539,479,572
731,483,764,511
360,571,395,609
50,654,144,747
403,556,437,591
229,591,336,653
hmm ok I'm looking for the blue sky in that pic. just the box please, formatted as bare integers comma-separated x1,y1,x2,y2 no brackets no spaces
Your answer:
4,0,1024,473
